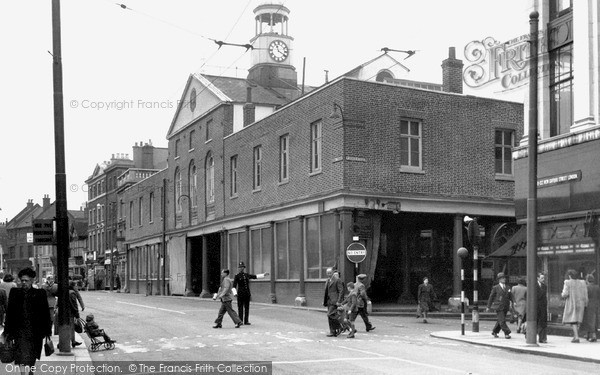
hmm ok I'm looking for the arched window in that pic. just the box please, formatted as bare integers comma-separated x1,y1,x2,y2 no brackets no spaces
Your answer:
375,70,394,82
174,168,182,213
205,153,214,204
189,161,197,208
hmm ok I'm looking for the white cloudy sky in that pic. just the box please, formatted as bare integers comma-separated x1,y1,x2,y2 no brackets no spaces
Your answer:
0,0,531,221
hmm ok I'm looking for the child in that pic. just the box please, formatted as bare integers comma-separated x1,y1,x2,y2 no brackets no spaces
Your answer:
85,313,115,343
338,282,359,338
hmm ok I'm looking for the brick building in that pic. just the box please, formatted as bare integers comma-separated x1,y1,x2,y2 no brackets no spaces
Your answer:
5,199,43,275
85,143,167,290
503,0,600,322
121,4,523,306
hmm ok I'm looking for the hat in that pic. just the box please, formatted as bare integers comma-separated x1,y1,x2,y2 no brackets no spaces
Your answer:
357,274,367,280
497,272,506,280
238,262,246,268
86,313,94,322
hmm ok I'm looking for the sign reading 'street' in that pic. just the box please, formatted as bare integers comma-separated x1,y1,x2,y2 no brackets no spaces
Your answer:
346,242,367,264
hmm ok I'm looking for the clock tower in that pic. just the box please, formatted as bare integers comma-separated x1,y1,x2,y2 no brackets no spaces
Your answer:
248,4,297,91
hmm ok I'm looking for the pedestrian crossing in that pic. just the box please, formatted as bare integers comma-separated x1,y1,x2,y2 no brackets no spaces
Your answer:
92,330,465,356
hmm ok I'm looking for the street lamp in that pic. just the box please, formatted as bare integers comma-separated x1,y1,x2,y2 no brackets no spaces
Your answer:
457,247,469,335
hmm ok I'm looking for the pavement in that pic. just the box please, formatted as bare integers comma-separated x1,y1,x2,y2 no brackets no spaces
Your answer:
430,330,600,364
0,330,94,375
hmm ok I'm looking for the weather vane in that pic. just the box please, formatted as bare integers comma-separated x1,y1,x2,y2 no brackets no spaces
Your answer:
380,47,418,60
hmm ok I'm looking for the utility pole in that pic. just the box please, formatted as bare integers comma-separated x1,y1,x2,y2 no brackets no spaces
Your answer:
51,0,72,355
525,10,539,346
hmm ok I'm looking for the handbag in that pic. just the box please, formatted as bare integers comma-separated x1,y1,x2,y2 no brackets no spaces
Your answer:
0,338,14,363
74,317,84,333
44,336,55,357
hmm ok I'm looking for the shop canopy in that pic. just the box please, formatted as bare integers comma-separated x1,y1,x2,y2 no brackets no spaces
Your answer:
487,226,527,258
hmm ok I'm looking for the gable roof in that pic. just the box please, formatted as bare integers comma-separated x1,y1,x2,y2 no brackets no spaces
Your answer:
166,73,302,139
340,52,410,81
6,204,43,230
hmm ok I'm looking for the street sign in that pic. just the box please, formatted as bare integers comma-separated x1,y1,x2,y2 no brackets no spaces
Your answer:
27,233,33,243
346,242,367,263
33,219,55,245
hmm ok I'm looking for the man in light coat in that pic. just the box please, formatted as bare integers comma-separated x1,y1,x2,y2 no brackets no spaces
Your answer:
213,269,242,329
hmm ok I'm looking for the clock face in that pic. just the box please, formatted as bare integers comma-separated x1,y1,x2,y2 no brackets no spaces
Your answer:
269,40,289,62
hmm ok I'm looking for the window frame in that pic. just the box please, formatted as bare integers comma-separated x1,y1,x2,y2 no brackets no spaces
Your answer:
205,153,215,205
310,120,322,174
279,134,290,183
253,145,262,191
399,119,423,172
230,155,238,197
495,129,515,177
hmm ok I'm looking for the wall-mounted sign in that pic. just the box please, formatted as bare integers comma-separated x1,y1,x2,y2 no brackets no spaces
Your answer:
537,170,581,189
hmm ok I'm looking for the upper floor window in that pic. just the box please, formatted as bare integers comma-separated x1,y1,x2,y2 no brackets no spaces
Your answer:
253,146,262,190
310,121,322,173
206,153,215,204
189,130,195,150
230,155,238,197
129,201,134,228
206,119,213,142
148,193,154,223
280,134,290,183
138,197,143,226
495,129,515,176
189,161,197,208
550,0,572,19
400,119,422,170
174,168,182,213
549,44,573,137
175,139,180,158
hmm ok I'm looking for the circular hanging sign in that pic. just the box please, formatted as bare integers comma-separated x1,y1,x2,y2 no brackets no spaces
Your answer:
346,242,367,264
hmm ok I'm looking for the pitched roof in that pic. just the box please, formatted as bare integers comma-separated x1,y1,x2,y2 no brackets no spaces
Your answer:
200,74,292,106
6,204,43,230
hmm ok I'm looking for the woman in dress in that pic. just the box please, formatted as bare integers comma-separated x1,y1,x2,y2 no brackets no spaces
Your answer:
581,274,600,342
3,268,51,374
561,269,589,343
417,277,435,323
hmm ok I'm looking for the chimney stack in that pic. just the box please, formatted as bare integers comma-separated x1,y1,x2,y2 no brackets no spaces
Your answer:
243,86,256,127
441,47,464,94
26,199,33,208
43,194,51,209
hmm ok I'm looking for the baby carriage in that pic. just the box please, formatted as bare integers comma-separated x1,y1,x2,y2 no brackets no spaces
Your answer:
82,314,116,352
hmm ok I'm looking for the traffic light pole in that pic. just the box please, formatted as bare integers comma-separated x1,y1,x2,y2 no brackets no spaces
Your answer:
51,0,72,355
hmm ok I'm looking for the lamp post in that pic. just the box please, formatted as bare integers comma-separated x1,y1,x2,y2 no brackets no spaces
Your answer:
457,247,468,335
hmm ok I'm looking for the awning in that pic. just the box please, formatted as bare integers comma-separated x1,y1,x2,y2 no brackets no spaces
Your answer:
487,226,527,258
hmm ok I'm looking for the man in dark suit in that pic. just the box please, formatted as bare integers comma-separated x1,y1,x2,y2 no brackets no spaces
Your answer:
3,268,51,366
232,262,269,325
537,272,548,343
486,272,513,339
323,268,344,337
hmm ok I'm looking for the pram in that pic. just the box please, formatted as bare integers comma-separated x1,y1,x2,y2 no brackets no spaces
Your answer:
82,319,116,352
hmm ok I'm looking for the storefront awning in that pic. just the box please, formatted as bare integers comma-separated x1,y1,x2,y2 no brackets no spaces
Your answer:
487,226,527,258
